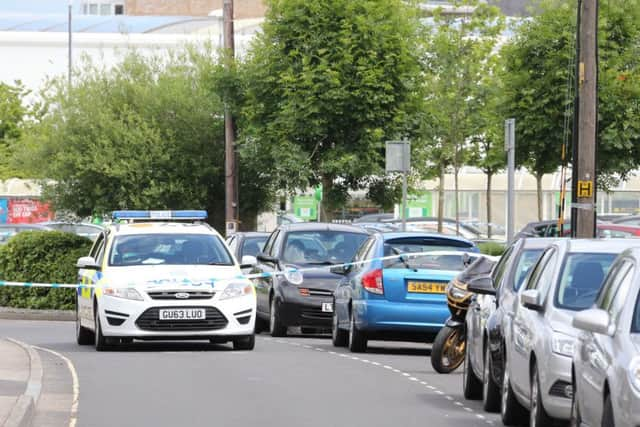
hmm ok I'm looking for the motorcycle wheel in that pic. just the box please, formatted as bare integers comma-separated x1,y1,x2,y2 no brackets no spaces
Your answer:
430,325,466,374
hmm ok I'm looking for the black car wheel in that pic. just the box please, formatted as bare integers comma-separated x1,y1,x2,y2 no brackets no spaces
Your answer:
76,297,94,345
233,335,256,351
331,304,348,347
269,298,287,337
501,352,527,426
94,304,110,352
482,344,501,412
530,362,554,427
602,393,615,427
462,345,482,400
348,312,367,353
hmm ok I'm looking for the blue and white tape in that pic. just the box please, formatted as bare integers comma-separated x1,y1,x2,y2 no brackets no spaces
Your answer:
0,251,494,289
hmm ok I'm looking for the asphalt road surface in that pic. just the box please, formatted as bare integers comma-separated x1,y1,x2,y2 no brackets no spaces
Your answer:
0,320,501,427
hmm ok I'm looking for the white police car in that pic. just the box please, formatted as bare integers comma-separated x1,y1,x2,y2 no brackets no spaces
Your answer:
75,210,256,351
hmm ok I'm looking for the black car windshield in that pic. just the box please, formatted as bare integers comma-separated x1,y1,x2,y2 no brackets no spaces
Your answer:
383,237,476,271
554,252,616,311
109,234,234,266
512,249,543,291
281,231,368,265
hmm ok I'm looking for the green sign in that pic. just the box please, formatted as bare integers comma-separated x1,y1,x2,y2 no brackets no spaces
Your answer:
292,195,318,220
404,191,433,217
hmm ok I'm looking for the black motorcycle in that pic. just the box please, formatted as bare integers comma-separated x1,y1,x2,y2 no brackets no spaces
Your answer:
430,256,496,374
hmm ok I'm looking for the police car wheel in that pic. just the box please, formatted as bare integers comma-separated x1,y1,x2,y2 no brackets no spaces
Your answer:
233,335,255,351
94,305,111,352
76,298,94,345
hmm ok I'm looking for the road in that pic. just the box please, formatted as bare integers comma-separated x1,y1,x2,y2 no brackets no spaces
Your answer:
0,320,501,427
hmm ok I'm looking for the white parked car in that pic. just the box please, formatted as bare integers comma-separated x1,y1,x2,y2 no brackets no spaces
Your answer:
572,247,640,427
75,210,256,351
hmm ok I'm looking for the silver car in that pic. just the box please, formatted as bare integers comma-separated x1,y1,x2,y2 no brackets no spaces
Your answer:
501,239,632,427
572,247,640,427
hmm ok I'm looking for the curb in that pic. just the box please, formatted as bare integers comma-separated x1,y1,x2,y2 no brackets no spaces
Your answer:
3,338,43,427
0,307,74,322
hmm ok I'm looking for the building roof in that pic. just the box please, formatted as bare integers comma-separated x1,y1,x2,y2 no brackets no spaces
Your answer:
0,14,219,33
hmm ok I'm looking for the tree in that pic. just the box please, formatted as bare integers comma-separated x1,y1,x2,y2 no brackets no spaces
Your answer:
16,49,273,231
0,82,28,179
241,0,423,220
501,0,640,220
416,0,504,231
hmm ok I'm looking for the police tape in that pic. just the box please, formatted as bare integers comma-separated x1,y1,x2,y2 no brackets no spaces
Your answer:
0,250,495,290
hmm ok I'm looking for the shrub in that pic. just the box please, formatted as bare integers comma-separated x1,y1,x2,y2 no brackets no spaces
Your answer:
478,241,507,257
0,231,93,310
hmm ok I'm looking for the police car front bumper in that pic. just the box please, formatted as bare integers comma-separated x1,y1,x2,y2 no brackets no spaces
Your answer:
98,293,256,339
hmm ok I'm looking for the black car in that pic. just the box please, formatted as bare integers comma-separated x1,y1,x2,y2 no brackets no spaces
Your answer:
250,223,369,336
464,237,556,411
226,231,269,262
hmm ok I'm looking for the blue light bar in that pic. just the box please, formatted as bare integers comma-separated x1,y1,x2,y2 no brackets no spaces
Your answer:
112,210,208,221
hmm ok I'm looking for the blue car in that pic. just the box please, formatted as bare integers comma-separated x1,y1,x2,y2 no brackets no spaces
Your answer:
331,232,480,353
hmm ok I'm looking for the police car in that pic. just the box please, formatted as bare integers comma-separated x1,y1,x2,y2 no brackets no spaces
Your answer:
75,210,256,351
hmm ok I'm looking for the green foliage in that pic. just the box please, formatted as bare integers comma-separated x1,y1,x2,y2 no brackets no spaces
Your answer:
501,0,640,185
16,48,273,231
477,241,506,256
0,81,29,179
241,0,423,215
0,231,92,310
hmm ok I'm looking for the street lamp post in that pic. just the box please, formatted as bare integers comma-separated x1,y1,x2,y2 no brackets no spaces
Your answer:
68,0,72,89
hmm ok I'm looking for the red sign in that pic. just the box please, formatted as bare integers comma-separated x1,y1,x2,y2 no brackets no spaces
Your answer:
8,199,54,224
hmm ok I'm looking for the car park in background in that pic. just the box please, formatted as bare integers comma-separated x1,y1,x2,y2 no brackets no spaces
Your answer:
41,221,104,241
571,247,640,427
464,237,556,412
500,239,631,427
0,223,53,244
353,213,395,223
561,223,640,238
249,223,369,337
331,232,481,353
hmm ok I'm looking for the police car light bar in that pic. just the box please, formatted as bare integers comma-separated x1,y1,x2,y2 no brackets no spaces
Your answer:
112,210,208,221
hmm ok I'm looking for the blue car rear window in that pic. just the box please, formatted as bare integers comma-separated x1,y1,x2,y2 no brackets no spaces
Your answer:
383,237,475,271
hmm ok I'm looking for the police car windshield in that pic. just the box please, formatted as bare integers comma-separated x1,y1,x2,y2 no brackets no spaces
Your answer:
109,234,234,266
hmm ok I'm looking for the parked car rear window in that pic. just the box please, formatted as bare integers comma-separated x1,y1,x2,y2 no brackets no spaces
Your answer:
281,231,368,265
383,237,477,271
241,236,268,258
554,253,616,311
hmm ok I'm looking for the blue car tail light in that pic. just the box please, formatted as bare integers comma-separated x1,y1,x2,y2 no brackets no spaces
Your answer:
362,268,384,295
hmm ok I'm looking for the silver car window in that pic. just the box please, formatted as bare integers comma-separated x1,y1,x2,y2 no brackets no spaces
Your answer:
554,253,617,311
512,249,544,291
524,247,556,291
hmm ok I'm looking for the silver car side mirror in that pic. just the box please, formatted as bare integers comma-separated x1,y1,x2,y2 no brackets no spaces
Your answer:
572,308,614,337
521,289,543,311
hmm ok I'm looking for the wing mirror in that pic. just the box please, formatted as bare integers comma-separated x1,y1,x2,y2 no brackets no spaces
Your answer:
240,255,257,269
330,265,351,275
466,275,496,296
76,256,101,270
573,308,615,336
521,289,543,311
256,252,278,264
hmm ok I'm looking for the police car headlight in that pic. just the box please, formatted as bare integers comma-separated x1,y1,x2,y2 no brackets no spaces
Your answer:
103,287,144,301
220,282,253,300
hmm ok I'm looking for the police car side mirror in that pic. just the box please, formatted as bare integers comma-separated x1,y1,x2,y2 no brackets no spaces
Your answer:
77,256,101,270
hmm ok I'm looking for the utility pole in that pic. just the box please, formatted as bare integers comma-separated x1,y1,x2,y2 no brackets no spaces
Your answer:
572,0,598,238
68,0,72,89
223,0,239,236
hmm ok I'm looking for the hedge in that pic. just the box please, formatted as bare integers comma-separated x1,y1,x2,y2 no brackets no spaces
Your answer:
0,231,93,310
477,241,507,257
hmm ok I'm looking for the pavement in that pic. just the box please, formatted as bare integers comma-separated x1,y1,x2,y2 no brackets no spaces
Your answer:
0,338,42,427
0,308,74,322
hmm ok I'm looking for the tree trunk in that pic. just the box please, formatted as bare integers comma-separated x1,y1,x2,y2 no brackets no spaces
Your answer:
438,165,445,233
454,167,460,236
536,173,543,221
486,172,492,239
320,175,334,223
